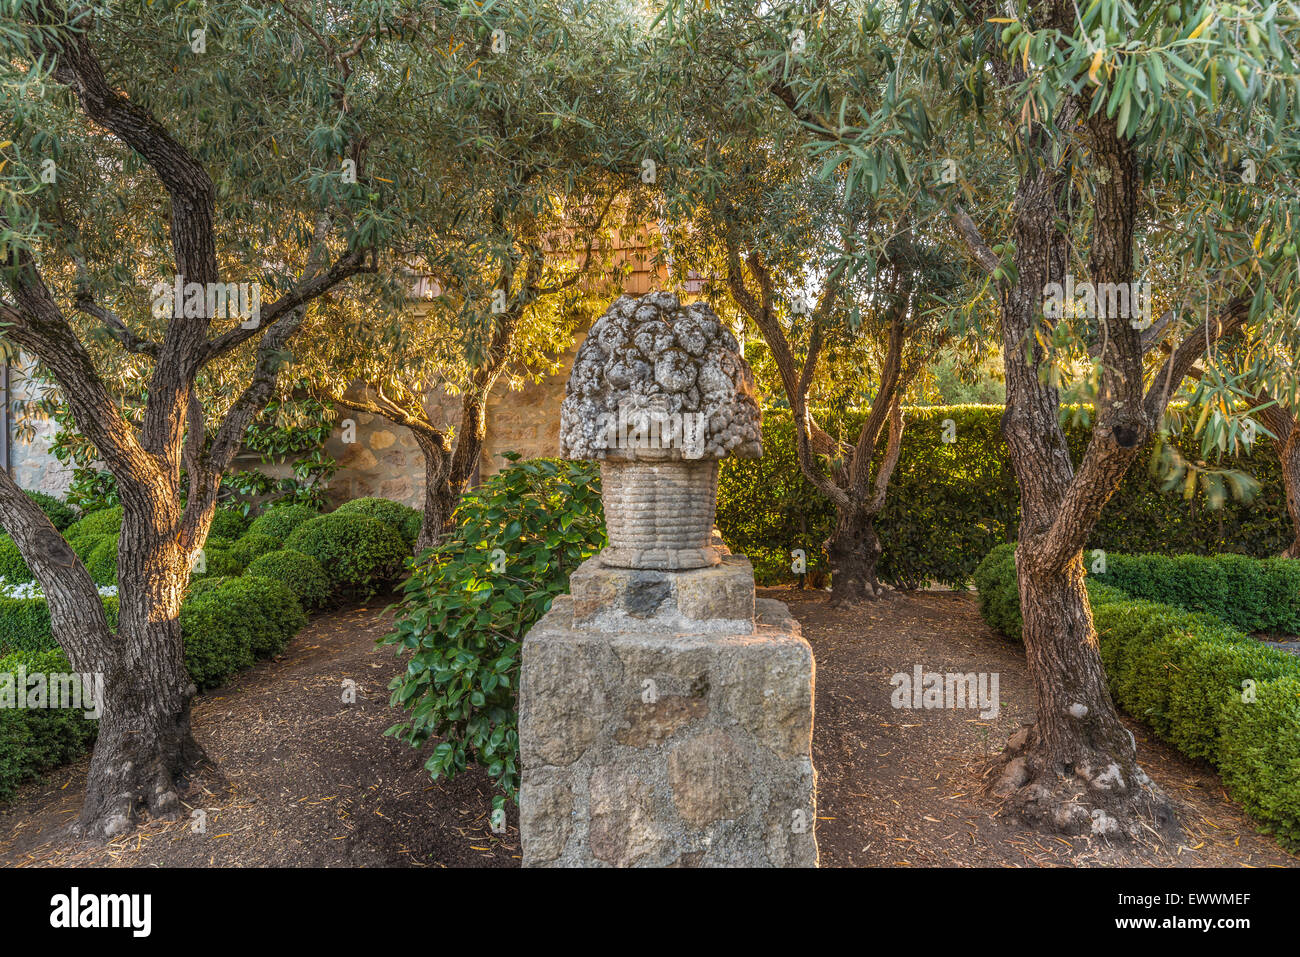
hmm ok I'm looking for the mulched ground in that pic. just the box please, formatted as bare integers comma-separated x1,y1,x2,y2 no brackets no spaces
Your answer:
0,588,1294,868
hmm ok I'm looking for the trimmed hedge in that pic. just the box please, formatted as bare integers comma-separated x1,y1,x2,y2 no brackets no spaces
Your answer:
285,513,407,597
231,532,278,567
720,405,1292,587
0,535,32,584
247,504,319,544
85,537,118,586
179,576,305,688
333,497,422,549
0,647,98,799
245,549,331,611
209,507,251,541
973,544,1300,850
0,596,120,654
1093,553,1300,634
64,506,123,540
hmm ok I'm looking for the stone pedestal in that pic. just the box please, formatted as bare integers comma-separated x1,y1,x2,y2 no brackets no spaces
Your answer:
519,555,817,867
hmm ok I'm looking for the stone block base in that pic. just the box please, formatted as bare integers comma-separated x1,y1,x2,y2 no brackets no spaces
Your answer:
519,596,817,867
569,553,756,634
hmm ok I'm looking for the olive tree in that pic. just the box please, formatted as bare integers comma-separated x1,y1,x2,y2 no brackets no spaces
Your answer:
0,0,443,837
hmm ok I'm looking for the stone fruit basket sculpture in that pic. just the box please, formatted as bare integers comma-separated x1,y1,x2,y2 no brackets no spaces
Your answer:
559,291,762,570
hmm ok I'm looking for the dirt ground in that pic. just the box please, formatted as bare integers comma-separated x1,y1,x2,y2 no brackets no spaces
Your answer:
0,588,1294,868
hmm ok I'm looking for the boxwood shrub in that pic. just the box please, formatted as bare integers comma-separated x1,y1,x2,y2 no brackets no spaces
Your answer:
247,504,319,544
0,647,98,799
231,532,278,567
285,513,408,597
333,497,422,549
85,537,118,586
1093,552,1300,634
0,535,32,584
245,549,331,611
180,576,305,687
64,506,123,539
974,544,1300,850
0,596,120,654
209,507,251,541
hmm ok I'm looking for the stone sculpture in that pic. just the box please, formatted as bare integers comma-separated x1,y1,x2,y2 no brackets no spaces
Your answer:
518,291,818,867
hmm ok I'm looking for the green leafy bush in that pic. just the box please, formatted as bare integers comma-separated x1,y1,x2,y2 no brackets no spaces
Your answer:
0,535,32,584
180,576,305,687
64,505,123,539
1094,553,1300,634
1218,676,1300,850
85,537,118,586
245,549,331,611
333,497,422,549
721,405,1293,588
285,513,408,597
247,504,319,544
0,596,119,654
382,456,606,807
231,532,278,567
0,647,98,799
974,545,1300,850
186,575,232,600
209,507,251,541
66,532,108,564
192,538,245,579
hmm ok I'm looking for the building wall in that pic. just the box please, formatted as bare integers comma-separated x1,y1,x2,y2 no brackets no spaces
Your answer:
323,336,582,508
4,362,78,496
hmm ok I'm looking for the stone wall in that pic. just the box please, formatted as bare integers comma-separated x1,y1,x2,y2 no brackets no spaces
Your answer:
4,362,77,496
323,337,581,508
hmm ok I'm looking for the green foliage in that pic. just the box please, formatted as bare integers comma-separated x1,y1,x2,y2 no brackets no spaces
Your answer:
244,549,331,612
285,513,408,598
247,504,320,544
0,535,33,584
64,506,123,540
0,647,98,800
1094,554,1300,634
974,545,1300,850
1218,676,1300,851
382,457,606,807
85,537,117,586
719,406,1293,588
180,576,305,688
66,532,107,564
220,397,339,514
209,508,251,541
2,491,78,533
0,596,118,654
231,533,279,568
333,497,422,549
972,544,1021,640
193,540,245,579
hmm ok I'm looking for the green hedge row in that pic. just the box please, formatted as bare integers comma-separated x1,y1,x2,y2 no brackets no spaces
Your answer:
0,494,419,800
1094,553,1300,634
973,544,1300,850
0,647,99,800
719,405,1292,587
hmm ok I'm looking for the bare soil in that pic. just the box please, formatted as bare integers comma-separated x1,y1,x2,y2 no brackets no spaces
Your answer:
0,588,1294,868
